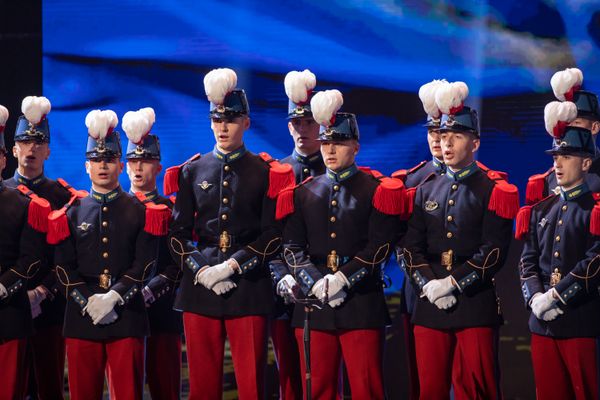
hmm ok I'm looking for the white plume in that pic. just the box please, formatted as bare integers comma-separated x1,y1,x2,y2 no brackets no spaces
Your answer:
21,96,51,125
418,79,447,119
123,107,155,144
310,90,344,127
0,105,8,126
551,68,583,101
435,81,469,115
284,69,317,104
85,109,118,140
544,101,577,137
204,68,237,105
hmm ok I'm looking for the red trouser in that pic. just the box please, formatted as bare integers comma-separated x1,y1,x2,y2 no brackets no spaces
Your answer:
65,337,144,400
414,325,497,400
294,327,384,400
531,334,598,400
146,333,182,400
0,338,27,400
270,319,302,400
183,312,268,400
401,314,419,400
27,325,65,400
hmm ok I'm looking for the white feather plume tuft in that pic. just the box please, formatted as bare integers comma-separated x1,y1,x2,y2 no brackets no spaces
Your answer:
310,90,344,127
21,96,51,125
0,105,8,126
284,69,317,104
551,68,583,101
418,79,447,119
544,101,577,138
204,68,237,105
435,81,469,115
123,107,155,144
85,109,119,140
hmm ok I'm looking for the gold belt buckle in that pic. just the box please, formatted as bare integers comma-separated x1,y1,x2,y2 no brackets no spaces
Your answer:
550,268,562,287
441,250,453,271
219,231,231,253
99,269,111,290
327,250,339,272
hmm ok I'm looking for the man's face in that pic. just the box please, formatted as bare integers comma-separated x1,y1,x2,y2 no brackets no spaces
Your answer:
320,140,359,172
211,115,249,152
440,131,480,170
86,158,123,189
553,154,591,190
427,129,443,159
569,117,600,136
0,151,6,176
126,159,162,191
288,117,320,154
12,140,50,173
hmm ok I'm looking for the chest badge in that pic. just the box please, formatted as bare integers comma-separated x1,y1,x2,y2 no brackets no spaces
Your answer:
198,181,213,191
539,218,548,228
77,222,92,231
424,200,439,212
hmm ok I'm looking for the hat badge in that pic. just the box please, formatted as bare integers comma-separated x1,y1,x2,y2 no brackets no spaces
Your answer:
445,116,457,127
216,105,226,113
95,139,107,153
134,144,145,155
294,106,305,115
25,121,39,137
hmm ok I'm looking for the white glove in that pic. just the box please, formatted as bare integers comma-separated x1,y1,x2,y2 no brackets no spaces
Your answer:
212,279,237,295
85,290,123,325
433,294,457,310
323,272,349,299
328,290,347,308
530,289,559,319
142,286,156,307
0,283,7,300
31,302,42,319
28,287,47,308
195,260,237,289
541,305,564,322
309,278,326,300
96,309,119,325
276,274,298,301
423,276,456,303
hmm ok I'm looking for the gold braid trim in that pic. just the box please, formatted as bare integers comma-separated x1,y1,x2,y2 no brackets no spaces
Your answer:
55,265,85,297
247,237,282,265
123,260,156,283
9,260,42,279
354,243,390,272
402,249,429,277
466,248,500,281
570,254,600,292
283,247,315,280
169,236,196,269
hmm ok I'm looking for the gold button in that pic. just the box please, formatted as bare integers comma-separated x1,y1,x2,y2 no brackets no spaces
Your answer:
330,216,336,223
102,252,109,258
102,221,108,227
555,236,561,242
102,237,108,243
224,165,230,172
221,214,228,220
448,199,455,206
331,200,338,207
554,251,560,258
447,232,453,238
330,232,337,239
447,215,453,222
333,185,340,191
303,168,309,174
446,266,452,271
223,181,229,187
222,198,229,204
558,220,563,225
221,248,227,253
451,184,458,190
102,206,108,212
562,205,567,211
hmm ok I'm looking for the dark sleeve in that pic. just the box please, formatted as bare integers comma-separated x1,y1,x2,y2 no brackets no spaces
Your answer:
554,235,600,305
147,236,182,299
518,209,545,305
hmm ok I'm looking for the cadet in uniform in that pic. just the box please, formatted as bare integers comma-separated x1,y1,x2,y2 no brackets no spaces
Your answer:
0,104,50,399
517,101,600,399
392,79,447,400
166,68,294,400
48,109,167,400
123,107,183,400
526,67,600,204
403,82,519,399
278,90,404,400
5,96,72,400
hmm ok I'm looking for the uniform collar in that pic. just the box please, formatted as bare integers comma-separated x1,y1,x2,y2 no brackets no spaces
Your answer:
560,183,589,201
13,170,46,188
432,157,446,174
129,188,159,201
326,163,358,183
446,162,479,182
292,149,323,166
213,144,247,164
90,186,122,203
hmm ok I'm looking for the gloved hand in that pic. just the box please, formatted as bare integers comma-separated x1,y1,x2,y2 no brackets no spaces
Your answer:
423,276,456,303
433,294,457,310
85,290,123,325
28,286,48,308
31,302,42,319
96,309,119,325
0,283,7,300
276,274,298,304
530,289,559,319
142,286,156,307
328,290,347,308
540,305,564,322
309,278,326,300
194,259,238,289
322,272,350,300
212,279,237,295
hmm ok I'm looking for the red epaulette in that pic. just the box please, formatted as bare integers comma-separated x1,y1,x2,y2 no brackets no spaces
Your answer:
372,176,406,216
259,152,295,199
525,167,554,205
590,193,600,236
47,194,82,245
134,192,172,236
391,160,428,183
358,166,384,179
514,194,555,240
57,178,88,200
163,153,201,196
15,185,51,233
477,163,520,220
275,176,313,221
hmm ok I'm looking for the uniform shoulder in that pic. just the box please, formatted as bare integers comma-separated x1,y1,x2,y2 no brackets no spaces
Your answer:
514,194,557,240
163,153,202,195
275,176,314,220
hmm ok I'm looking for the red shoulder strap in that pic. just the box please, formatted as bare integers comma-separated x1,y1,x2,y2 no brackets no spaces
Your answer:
275,176,313,220
57,178,88,199
163,153,201,196
525,167,554,205
16,185,51,233
259,152,295,199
